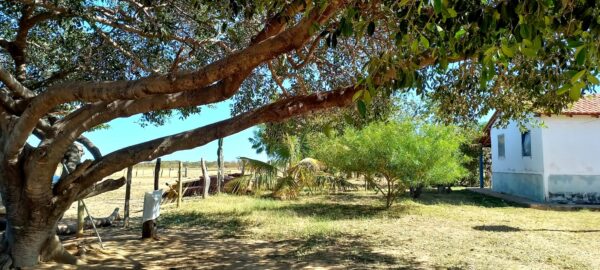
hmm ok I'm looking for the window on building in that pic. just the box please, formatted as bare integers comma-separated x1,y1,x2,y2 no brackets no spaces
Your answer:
522,131,531,157
497,134,505,158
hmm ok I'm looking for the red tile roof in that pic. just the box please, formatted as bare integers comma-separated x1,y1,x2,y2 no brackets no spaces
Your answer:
562,95,600,115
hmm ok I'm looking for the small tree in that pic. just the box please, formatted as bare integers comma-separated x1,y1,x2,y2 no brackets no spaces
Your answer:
313,121,468,207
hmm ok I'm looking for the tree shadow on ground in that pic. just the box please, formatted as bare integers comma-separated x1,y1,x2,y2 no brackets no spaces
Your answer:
270,233,423,269
278,202,393,220
53,226,425,269
473,225,600,233
412,189,521,208
159,210,252,238
322,192,380,203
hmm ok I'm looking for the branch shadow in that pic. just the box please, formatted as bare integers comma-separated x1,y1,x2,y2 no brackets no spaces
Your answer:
160,210,252,238
473,225,600,233
270,233,422,269
413,189,522,208
278,202,391,220
56,225,423,269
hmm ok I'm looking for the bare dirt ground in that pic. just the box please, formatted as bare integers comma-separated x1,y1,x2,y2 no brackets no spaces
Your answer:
47,167,251,269
45,223,334,269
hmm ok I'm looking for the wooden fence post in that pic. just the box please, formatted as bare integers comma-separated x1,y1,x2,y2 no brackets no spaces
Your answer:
217,138,224,193
124,166,132,228
201,158,210,199
76,200,84,237
177,161,183,208
143,158,161,239
154,158,161,191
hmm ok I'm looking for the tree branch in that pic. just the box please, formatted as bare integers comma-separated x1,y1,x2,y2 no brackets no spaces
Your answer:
73,85,358,194
286,35,324,70
267,61,290,97
76,177,125,200
0,68,35,98
76,136,102,160
17,1,346,185
4,2,340,163
27,67,78,90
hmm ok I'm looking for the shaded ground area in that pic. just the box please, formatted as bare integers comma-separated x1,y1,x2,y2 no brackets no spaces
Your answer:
43,189,600,269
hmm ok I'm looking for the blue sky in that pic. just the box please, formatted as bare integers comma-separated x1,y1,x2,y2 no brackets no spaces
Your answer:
80,101,268,162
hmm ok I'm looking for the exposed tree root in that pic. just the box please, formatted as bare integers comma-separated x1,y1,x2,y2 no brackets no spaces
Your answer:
56,208,120,235
40,234,79,265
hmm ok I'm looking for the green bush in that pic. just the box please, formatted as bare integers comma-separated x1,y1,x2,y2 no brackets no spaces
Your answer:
312,120,469,207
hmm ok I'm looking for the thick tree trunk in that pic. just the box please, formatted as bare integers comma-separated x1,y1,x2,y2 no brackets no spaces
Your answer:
0,151,80,268
1,201,77,267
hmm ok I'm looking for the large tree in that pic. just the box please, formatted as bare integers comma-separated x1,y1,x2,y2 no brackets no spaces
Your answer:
0,0,598,267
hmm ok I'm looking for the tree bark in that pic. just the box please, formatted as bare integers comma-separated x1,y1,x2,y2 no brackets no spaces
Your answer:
0,153,81,267
0,193,77,267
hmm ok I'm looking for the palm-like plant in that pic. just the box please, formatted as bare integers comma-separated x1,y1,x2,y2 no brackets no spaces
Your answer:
225,157,277,195
234,131,352,198
225,155,327,199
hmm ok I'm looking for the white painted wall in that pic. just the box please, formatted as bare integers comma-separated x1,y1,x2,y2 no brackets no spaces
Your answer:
490,120,544,174
490,115,600,201
541,115,600,175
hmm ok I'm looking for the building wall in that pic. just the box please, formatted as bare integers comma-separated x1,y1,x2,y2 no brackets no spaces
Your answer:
540,115,600,203
490,120,545,201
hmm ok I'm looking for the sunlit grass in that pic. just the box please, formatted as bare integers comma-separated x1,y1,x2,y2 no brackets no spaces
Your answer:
160,189,600,269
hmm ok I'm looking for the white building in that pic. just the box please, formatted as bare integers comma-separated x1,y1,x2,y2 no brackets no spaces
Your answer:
482,95,600,204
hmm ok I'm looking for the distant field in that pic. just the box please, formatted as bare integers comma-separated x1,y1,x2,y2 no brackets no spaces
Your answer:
62,165,240,220
55,189,600,269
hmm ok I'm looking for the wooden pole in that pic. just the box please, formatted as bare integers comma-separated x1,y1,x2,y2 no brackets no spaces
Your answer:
154,158,161,191
479,144,485,188
143,158,161,239
201,158,210,199
217,138,224,193
123,166,132,228
177,161,183,208
76,200,84,237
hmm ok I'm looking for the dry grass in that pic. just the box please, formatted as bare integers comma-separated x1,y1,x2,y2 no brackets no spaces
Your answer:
157,190,600,269
55,172,600,269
